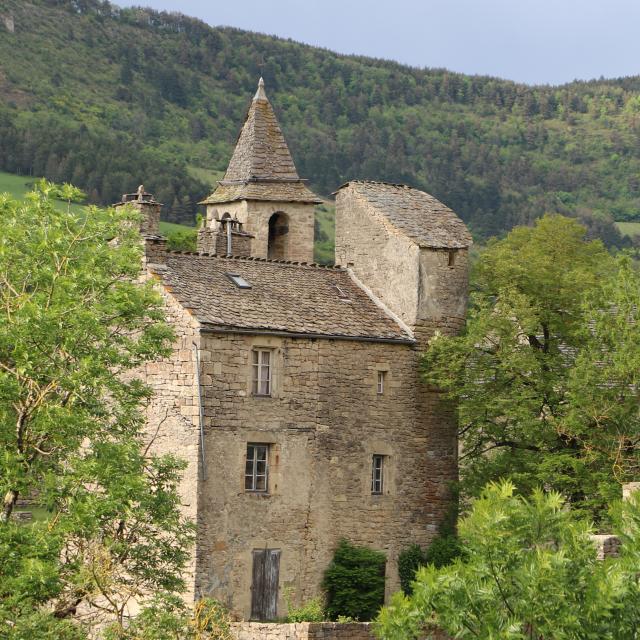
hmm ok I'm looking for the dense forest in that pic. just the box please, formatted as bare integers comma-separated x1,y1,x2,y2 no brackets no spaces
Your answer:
1,0,640,244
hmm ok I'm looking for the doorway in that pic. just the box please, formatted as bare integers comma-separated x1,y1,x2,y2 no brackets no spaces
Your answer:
250,548,281,620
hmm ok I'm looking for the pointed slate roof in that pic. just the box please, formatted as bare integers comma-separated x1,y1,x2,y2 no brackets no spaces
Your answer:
201,79,322,205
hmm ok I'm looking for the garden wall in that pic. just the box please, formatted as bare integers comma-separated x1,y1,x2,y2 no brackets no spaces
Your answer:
231,622,449,640
231,622,375,640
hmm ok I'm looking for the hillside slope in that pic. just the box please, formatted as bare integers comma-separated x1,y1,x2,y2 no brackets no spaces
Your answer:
1,0,640,245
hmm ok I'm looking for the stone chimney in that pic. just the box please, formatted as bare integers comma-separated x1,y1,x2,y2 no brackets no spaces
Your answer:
114,185,166,262
197,212,254,257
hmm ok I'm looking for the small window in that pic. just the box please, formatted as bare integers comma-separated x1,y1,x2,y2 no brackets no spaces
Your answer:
447,250,456,267
245,443,269,492
252,349,272,396
371,455,384,495
377,371,386,395
226,272,252,289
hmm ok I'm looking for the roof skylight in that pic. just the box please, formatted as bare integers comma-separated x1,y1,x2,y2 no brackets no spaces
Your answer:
225,273,252,289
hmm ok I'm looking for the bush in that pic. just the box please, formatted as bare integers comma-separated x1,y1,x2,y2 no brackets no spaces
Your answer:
397,544,428,596
283,588,325,622
322,539,386,621
398,535,462,596
424,533,462,569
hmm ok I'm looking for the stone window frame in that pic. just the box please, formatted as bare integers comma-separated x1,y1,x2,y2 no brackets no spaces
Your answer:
371,454,385,494
377,370,386,395
252,348,273,396
245,442,270,493
365,440,394,497
373,364,391,397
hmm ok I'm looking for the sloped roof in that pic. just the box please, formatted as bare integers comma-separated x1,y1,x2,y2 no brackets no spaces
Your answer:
150,253,412,343
337,181,472,249
200,79,322,205
201,180,321,205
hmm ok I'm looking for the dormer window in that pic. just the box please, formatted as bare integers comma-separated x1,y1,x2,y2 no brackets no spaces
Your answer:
226,273,252,289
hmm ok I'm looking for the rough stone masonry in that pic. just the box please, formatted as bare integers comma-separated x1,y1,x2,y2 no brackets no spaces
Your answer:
118,78,472,621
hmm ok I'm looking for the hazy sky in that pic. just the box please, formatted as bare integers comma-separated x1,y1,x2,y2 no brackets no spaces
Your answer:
116,0,640,85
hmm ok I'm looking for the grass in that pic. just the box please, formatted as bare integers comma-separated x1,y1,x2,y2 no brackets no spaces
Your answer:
616,222,640,238
187,166,224,188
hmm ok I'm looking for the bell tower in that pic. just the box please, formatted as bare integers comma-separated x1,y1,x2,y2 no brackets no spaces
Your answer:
199,78,321,261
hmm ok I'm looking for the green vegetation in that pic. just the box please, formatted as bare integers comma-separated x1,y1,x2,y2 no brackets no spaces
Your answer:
314,203,336,264
0,170,193,244
1,0,640,245
377,481,640,640
616,221,640,237
423,215,640,521
322,539,386,621
0,185,193,637
283,588,326,623
398,535,462,596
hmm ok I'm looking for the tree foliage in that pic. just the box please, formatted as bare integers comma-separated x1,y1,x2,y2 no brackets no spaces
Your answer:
424,214,640,519
1,0,640,243
322,539,386,621
0,185,193,636
376,481,640,640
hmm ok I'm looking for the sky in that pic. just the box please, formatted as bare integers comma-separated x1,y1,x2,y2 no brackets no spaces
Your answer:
116,0,640,86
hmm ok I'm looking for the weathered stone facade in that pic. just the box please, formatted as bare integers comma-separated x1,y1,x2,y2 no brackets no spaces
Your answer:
132,80,472,622
202,199,315,262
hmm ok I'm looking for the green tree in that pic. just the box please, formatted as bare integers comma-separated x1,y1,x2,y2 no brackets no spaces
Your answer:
376,481,640,640
423,214,640,518
0,185,193,637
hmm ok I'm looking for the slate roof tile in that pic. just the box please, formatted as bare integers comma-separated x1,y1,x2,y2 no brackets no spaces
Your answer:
200,79,322,205
338,181,472,248
151,253,411,342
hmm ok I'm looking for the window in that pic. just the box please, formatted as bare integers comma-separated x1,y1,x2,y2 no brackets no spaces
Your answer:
252,349,272,396
371,455,384,494
448,250,456,267
377,371,386,395
226,272,252,289
245,443,269,492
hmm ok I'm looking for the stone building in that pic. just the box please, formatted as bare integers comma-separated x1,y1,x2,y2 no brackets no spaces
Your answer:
118,79,472,621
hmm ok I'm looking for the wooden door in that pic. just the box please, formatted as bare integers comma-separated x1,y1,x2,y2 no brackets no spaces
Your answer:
251,549,280,620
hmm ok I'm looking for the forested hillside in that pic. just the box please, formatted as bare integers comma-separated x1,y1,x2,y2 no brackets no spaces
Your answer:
1,0,640,244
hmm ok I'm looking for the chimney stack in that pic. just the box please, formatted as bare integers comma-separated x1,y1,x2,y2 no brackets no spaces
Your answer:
114,185,166,263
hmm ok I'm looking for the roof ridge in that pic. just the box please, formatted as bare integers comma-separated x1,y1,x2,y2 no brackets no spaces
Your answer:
164,250,344,271
334,179,414,194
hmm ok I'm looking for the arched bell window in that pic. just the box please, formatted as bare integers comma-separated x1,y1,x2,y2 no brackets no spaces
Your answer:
267,212,289,260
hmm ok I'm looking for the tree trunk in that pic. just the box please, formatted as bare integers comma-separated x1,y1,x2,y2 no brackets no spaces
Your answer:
1,488,19,523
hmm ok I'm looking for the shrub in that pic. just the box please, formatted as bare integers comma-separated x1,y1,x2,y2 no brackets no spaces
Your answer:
398,535,462,596
424,533,462,569
322,539,386,621
283,588,325,622
397,544,428,596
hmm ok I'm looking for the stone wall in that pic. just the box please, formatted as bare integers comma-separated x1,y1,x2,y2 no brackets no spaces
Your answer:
193,331,455,618
197,226,253,257
138,276,203,601
335,187,469,339
231,622,375,640
230,622,449,640
205,200,315,263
